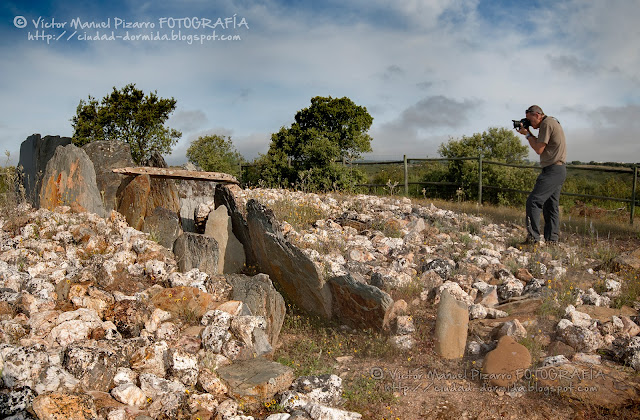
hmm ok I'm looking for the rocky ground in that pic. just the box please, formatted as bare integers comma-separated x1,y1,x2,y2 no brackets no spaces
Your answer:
1,188,639,419
240,189,640,419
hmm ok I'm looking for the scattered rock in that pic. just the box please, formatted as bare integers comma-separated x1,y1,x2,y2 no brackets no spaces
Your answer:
534,363,640,409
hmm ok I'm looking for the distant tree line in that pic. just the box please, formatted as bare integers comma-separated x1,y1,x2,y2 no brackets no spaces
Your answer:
69,84,636,210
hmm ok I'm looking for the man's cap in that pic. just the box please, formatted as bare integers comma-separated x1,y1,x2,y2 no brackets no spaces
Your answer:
526,105,544,115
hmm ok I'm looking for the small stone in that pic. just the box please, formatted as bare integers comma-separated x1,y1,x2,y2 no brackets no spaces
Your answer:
111,383,147,408
495,319,527,341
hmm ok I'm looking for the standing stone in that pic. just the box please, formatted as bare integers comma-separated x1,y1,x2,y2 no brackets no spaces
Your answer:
173,232,220,277
143,152,181,217
328,274,393,329
39,144,105,217
482,335,532,387
247,199,332,319
215,184,258,268
117,175,150,230
205,205,246,274
143,206,183,250
82,140,136,212
18,133,72,207
434,290,469,359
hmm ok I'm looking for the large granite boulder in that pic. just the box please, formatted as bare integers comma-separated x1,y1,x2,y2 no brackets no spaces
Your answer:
614,248,640,271
227,273,286,347
82,140,135,212
39,144,105,217
205,205,245,274
328,273,393,329
18,133,71,207
247,199,332,319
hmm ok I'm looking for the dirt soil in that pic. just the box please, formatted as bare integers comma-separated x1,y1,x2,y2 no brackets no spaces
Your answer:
321,299,640,420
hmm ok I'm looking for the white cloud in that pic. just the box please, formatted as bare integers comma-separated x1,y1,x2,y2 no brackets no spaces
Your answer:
1,0,639,167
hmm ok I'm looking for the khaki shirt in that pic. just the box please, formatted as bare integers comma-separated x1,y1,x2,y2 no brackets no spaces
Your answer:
538,116,566,167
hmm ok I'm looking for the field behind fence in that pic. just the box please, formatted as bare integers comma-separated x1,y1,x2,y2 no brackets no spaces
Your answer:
243,156,640,225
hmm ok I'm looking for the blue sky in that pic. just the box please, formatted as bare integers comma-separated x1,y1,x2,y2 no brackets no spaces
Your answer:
1,0,639,166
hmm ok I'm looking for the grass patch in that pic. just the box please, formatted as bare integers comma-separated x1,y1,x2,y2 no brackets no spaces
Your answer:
588,242,620,272
537,278,579,318
612,269,640,309
275,304,398,378
342,372,398,415
370,219,404,238
518,327,546,366
265,199,329,232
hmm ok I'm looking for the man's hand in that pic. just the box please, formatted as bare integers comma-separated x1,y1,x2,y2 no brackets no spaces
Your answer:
518,127,530,136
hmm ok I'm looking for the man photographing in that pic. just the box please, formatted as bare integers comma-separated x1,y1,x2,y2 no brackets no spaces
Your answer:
517,105,567,244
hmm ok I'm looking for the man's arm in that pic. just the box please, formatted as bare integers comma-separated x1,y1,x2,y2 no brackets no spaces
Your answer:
527,133,546,155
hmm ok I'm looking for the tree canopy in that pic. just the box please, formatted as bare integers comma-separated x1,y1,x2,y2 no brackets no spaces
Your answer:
71,83,181,164
438,127,528,162
186,134,245,178
436,127,535,205
252,96,373,190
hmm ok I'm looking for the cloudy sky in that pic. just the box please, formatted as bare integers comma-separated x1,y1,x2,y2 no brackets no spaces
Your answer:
1,0,639,166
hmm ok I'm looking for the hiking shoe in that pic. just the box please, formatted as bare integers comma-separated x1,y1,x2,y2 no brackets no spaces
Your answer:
519,236,540,246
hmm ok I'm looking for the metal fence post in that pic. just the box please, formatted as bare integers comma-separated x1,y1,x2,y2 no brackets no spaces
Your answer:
403,155,408,195
631,164,638,225
478,155,483,205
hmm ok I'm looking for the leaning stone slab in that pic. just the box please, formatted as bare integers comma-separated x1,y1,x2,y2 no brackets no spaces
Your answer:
434,290,468,359
247,199,332,319
328,274,393,329
143,206,183,250
217,357,294,406
215,184,258,269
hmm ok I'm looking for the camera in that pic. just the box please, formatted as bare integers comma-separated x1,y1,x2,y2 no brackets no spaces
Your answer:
512,118,531,130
